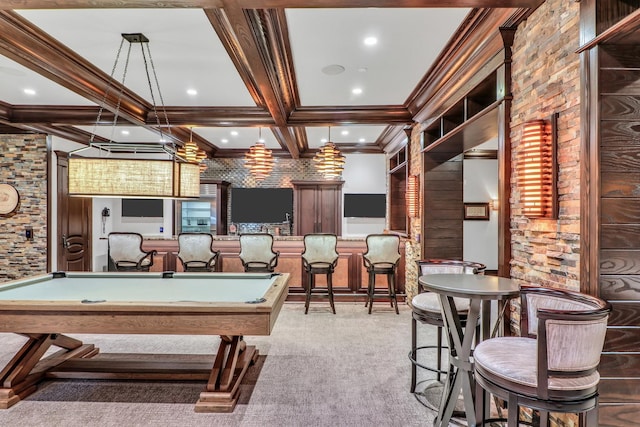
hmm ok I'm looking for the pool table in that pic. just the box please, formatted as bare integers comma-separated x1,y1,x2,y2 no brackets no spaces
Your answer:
0,271,289,412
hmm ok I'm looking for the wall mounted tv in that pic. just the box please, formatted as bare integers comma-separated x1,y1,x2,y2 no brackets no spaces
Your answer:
121,198,164,218
344,193,386,218
231,188,294,223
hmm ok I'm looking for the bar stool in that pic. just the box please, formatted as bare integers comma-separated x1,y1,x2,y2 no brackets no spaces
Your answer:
177,232,220,272
239,233,279,273
363,234,401,314
409,259,484,395
301,233,339,314
107,232,156,272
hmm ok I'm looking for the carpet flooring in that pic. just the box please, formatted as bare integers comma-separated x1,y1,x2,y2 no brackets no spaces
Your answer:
0,302,452,426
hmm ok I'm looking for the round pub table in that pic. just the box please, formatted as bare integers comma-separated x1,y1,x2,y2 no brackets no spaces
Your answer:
417,274,520,427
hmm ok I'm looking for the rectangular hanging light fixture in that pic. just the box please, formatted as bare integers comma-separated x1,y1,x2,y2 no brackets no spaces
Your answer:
67,32,201,200
516,115,557,218
406,175,420,218
68,144,200,199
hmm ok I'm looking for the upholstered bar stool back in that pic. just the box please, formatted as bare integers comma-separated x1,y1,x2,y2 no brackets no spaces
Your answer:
474,285,611,427
409,259,485,394
239,233,279,273
301,233,339,314
362,234,401,314
107,232,156,272
177,233,220,272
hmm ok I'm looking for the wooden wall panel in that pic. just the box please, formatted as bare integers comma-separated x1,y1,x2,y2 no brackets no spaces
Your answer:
603,328,640,352
607,302,640,326
600,275,640,300
422,154,463,260
601,172,640,196
599,404,640,427
599,379,640,404
597,41,640,419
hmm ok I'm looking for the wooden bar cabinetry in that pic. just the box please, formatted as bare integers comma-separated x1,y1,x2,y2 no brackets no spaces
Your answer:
143,236,405,301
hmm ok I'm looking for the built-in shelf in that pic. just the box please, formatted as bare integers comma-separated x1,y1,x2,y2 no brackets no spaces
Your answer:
388,145,408,235
423,73,497,149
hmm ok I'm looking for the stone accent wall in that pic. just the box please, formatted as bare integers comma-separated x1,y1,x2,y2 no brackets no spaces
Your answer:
510,0,581,293
406,123,425,301
0,134,48,282
510,2,581,425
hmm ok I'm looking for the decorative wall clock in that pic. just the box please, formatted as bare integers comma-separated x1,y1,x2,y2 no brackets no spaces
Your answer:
0,184,19,215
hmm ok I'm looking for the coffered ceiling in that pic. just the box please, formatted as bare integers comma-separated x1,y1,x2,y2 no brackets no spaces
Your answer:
0,1,541,159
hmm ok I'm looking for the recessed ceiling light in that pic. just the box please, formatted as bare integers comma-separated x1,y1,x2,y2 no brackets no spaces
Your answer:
358,67,368,73
352,88,363,95
359,138,366,143
121,130,130,135
23,88,36,95
341,130,349,136
221,138,229,144
364,36,378,46
321,64,345,75
230,131,239,136
186,89,197,96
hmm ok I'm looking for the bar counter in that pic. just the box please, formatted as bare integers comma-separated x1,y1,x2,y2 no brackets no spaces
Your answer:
142,236,406,301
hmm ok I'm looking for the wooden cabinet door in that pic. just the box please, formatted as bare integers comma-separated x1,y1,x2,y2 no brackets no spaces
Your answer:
317,185,341,234
293,181,343,235
296,186,318,235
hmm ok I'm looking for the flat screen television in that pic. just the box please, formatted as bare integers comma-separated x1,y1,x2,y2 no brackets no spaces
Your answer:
121,199,164,218
231,188,294,223
343,193,386,218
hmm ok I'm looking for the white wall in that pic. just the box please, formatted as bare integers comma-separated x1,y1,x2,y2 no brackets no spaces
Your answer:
92,198,174,272
463,158,498,270
341,153,387,237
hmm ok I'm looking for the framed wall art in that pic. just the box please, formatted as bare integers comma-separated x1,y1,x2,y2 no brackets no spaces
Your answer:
463,202,490,220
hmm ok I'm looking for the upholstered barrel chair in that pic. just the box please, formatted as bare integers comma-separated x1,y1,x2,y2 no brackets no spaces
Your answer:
474,285,611,426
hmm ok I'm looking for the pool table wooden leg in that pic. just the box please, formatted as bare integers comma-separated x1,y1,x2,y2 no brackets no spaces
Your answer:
195,335,258,413
0,333,96,409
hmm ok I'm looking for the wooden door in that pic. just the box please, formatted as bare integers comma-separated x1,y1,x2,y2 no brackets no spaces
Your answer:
295,185,318,235
293,181,343,235
317,185,341,234
56,152,92,271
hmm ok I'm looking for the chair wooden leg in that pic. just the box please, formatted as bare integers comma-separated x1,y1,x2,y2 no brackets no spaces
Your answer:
388,272,398,314
475,375,486,425
436,326,443,382
367,273,374,314
304,271,312,314
507,394,518,427
539,409,549,427
327,272,336,314
584,402,599,427
410,316,417,393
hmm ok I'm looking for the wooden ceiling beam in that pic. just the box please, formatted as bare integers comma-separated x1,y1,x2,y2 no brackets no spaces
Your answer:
289,106,413,126
0,11,151,126
208,3,300,157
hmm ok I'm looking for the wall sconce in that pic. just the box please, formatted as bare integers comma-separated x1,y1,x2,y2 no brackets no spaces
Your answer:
490,199,499,211
406,175,420,218
516,115,557,218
